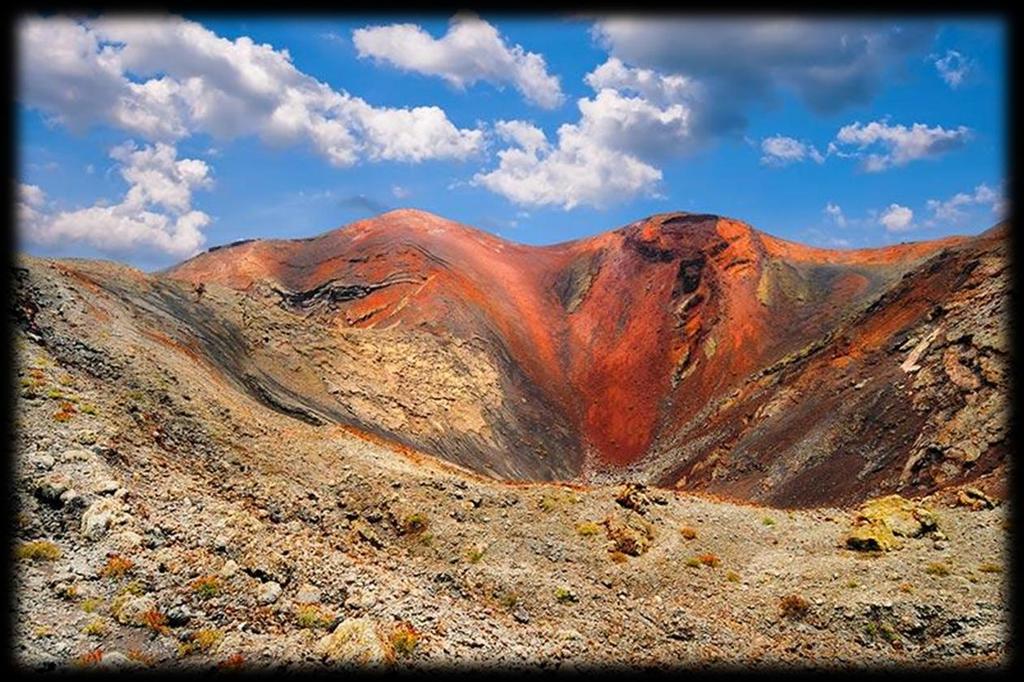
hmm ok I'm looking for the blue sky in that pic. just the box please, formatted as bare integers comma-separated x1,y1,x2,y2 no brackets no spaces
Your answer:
17,14,1007,270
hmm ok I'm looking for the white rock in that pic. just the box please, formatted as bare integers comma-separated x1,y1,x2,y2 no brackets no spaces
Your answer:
296,583,321,604
35,477,69,503
257,581,282,605
112,530,143,550
316,618,388,665
114,595,156,625
220,560,239,579
97,651,135,669
95,479,120,494
61,448,92,462
69,556,94,577
81,498,122,540
32,454,55,470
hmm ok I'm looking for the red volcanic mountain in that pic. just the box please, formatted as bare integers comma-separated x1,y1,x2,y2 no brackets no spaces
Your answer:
166,209,1008,505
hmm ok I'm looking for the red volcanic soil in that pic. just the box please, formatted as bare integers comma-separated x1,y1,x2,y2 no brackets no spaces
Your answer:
166,209,977,478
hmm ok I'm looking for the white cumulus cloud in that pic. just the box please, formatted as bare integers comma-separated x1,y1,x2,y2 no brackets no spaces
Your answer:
578,87,695,159
473,119,662,210
879,203,914,232
760,118,971,171
584,57,696,108
18,142,212,258
20,183,46,208
823,202,847,228
353,13,564,109
934,50,972,88
472,58,708,209
926,183,1006,224
17,15,484,167
760,135,824,167
833,120,970,172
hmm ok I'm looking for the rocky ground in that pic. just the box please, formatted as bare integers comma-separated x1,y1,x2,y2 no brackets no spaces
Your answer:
11,321,1009,671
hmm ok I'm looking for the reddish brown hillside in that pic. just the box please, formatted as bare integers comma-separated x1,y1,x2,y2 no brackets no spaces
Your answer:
162,208,1008,504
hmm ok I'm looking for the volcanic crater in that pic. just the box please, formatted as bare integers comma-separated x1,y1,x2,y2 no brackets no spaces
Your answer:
115,208,1010,506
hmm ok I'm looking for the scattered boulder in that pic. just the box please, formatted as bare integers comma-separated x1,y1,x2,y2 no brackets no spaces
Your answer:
60,489,84,510
257,581,282,605
296,583,322,605
665,609,697,641
614,483,665,514
95,479,121,495
97,651,135,669
34,477,70,506
845,520,900,552
862,495,937,537
61,448,92,462
844,495,938,551
241,553,291,587
353,521,383,548
220,560,239,579
110,530,143,551
956,487,996,511
166,605,194,627
942,347,981,391
31,454,55,471
316,617,390,665
113,595,156,626
81,498,122,540
144,528,168,549
602,513,654,556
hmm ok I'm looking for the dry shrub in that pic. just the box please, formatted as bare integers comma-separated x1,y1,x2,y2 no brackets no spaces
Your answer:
74,649,104,667
219,653,245,670
698,553,720,568
141,608,169,635
390,622,420,658
779,594,810,620
190,575,222,599
101,555,135,578
17,540,61,561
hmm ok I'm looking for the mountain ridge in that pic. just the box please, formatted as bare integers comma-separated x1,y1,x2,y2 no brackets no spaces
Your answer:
172,207,978,266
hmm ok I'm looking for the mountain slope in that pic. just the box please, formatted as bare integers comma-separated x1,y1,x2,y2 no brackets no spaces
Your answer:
13,209,1007,503
161,209,1007,503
